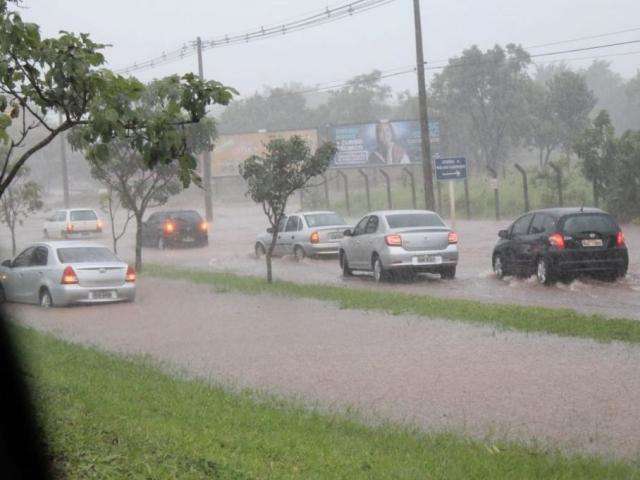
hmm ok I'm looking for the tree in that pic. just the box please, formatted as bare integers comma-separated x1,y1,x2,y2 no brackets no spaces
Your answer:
99,186,134,255
70,78,221,270
527,71,596,166
0,1,234,200
239,136,336,282
0,165,42,255
431,44,531,170
609,130,640,221
573,110,617,206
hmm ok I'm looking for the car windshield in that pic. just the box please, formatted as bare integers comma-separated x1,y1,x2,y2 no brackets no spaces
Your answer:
385,213,445,229
57,247,119,264
170,211,202,222
304,213,346,227
70,210,97,221
562,214,618,235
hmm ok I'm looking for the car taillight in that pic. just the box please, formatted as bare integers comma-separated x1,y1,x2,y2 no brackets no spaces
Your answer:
385,234,403,246
549,233,565,249
310,231,320,244
96,220,103,232
616,231,625,247
66,223,74,233
448,231,458,244
199,221,208,232
163,221,175,235
125,265,136,283
61,266,79,284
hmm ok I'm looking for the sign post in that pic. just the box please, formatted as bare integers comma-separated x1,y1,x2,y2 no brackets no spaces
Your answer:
435,157,467,227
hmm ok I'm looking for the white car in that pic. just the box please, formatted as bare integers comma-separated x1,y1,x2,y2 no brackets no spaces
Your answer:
0,241,136,307
43,208,103,239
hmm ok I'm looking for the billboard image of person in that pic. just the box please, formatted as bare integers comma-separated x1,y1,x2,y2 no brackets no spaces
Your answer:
368,122,410,165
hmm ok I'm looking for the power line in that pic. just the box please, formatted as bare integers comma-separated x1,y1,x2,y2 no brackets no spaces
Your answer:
115,0,397,75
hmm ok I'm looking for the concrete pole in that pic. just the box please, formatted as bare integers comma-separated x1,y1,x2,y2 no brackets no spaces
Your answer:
59,113,69,208
196,37,214,222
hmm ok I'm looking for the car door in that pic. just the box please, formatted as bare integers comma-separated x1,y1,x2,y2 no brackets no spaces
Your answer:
360,215,380,268
5,247,36,302
507,214,534,274
272,216,288,256
281,216,300,255
21,246,49,303
348,216,370,268
523,214,556,273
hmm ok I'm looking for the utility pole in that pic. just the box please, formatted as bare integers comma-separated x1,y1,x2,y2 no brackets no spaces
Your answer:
59,113,70,208
196,37,214,222
412,0,435,211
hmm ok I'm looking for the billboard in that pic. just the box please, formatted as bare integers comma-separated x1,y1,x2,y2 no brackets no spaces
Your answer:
330,120,440,168
212,129,319,176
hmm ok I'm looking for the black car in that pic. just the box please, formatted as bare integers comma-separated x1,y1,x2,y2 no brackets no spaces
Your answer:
492,208,628,285
141,210,209,249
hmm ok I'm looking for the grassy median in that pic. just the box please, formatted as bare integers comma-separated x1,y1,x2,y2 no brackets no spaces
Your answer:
14,325,639,479
144,264,640,345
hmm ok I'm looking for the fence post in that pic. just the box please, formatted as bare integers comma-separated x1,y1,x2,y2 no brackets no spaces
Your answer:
379,169,393,209
514,163,530,212
403,167,417,209
322,174,330,208
487,166,500,221
549,163,563,207
463,178,471,219
337,170,350,216
358,169,371,211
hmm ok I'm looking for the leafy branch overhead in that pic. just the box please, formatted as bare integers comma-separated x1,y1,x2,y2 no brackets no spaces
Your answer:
0,0,236,198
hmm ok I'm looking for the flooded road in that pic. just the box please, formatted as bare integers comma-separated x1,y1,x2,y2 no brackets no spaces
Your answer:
2,199,640,319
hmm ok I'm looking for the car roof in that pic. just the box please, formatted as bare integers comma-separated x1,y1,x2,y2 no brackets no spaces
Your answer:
291,210,340,216
528,207,607,218
366,209,439,217
151,210,201,215
50,208,97,213
29,241,109,250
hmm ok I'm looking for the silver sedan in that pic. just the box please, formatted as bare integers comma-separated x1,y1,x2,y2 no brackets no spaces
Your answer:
255,211,350,260
339,210,459,282
0,241,136,307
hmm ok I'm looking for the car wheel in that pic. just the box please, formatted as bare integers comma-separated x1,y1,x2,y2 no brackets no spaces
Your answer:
255,243,266,258
39,288,53,308
493,255,506,279
440,265,456,280
340,251,353,277
372,255,387,283
293,245,305,262
157,236,166,250
536,257,554,286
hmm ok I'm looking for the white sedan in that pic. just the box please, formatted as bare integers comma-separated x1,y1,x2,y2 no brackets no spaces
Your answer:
0,241,135,307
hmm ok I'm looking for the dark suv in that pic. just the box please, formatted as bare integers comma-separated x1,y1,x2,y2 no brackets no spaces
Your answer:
492,208,628,285
141,210,209,249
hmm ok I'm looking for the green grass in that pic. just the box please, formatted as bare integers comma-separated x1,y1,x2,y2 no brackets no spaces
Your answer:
145,264,640,345
15,325,640,479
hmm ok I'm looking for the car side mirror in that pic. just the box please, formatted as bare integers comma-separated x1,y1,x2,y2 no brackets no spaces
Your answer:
266,227,275,234
343,229,352,237
498,229,509,239
2,260,12,268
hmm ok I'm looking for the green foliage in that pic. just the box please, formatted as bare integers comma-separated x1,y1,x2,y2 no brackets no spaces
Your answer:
17,325,637,479
608,130,640,221
0,164,43,254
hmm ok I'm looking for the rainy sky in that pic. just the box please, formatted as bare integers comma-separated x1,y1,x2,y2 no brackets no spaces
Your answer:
19,0,640,98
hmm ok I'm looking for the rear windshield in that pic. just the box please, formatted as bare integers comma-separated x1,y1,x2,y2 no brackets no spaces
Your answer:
57,247,119,264
561,214,618,235
385,213,445,229
169,211,202,222
304,213,346,227
70,210,97,221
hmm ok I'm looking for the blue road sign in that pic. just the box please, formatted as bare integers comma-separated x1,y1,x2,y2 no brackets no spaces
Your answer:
435,157,467,181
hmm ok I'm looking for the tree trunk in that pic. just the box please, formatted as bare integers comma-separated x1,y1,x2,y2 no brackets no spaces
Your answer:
265,230,279,283
544,147,552,166
135,214,143,272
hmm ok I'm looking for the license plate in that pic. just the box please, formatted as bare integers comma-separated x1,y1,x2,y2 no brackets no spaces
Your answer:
412,255,442,265
581,239,603,247
182,236,195,242
329,232,343,240
90,290,115,300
